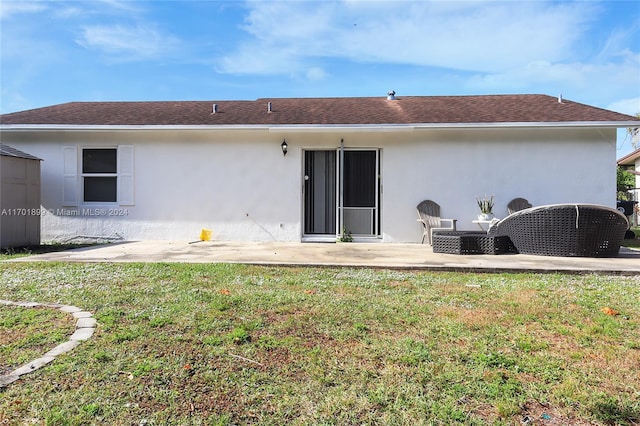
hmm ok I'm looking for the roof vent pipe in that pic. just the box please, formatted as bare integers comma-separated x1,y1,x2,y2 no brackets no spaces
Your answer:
558,94,563,104
267,102,272,113
212,104,218,114
387,90,396,100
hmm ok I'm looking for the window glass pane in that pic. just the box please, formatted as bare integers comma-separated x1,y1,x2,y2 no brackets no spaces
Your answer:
304,150,336,234
84,177,117,202
83,149,117,173
344,151,376,207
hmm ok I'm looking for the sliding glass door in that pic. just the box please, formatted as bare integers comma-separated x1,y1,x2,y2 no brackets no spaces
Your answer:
303,148,380,239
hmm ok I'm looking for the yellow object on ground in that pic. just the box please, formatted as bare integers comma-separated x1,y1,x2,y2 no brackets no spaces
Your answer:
200,229,212,241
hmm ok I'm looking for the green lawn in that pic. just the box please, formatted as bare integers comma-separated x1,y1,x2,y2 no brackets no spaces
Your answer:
1,262,639,425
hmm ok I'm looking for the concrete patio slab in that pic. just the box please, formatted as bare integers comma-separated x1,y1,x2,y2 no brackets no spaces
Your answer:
7,240,640,274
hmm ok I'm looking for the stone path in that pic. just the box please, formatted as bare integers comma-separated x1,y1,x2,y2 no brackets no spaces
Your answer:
0,300,96,387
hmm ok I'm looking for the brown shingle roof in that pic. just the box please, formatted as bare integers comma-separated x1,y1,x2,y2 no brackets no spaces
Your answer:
618,148,640,165
1,94,638,127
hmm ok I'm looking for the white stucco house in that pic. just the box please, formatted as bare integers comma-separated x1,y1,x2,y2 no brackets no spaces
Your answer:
1,93,639,243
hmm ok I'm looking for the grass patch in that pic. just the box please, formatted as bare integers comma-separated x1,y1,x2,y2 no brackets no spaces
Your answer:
622,226,640,249
0,243,97,260
0,305,75,374
1,263,639,425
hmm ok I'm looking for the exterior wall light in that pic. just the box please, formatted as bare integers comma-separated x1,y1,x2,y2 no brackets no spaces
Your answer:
281,140,288,156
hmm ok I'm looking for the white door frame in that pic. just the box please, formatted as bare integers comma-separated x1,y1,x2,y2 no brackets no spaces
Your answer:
302,145,381,242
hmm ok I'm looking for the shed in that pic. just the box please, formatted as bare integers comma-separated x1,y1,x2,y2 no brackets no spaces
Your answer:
0,144,42,248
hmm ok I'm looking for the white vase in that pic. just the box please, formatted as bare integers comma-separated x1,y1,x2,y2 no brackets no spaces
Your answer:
478,213,494,221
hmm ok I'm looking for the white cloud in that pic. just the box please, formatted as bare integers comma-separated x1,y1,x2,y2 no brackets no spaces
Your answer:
219,1,599,75
607,98,640,116
95,0,142,13
76,23,180,61
467,50,640,104
306,67,327,81
0,1,47,19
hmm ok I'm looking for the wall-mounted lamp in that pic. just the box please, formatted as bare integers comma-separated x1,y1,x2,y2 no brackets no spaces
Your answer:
281,140,288,156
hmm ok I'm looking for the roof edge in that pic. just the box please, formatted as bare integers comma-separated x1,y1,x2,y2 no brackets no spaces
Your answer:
0,143,42,160
1,121,638,132
618,148,640,165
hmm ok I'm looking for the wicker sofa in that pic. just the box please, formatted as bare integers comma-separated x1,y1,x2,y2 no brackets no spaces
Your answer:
487,204,628,257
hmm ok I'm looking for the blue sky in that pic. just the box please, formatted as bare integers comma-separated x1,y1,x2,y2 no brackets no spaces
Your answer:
1,0,639,156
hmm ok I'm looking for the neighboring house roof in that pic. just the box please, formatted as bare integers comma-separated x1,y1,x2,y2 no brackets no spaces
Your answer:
0,144,42,161
1,94,639,128
618,148,640,166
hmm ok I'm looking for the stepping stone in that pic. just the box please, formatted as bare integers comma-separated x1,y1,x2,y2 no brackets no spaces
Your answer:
76,317,97,328
0,374,20,387
70,327,95,341
13,357,56,376
44,340,81,357
15,302,40,308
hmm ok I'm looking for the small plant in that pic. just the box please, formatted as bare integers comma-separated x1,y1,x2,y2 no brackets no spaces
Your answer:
338,227,353,242
476,195,495,214
226,326,250,344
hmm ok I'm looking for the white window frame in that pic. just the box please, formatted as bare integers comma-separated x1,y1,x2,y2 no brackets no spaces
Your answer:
81,147,119,205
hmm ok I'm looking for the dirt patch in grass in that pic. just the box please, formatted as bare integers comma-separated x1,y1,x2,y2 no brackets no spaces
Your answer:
520,400,599,425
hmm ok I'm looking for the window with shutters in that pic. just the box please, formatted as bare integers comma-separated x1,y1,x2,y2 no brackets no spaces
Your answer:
62,145,134,207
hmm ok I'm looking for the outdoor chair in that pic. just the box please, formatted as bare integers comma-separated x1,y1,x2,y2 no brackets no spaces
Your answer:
416,200,457,244
488,204,628,257
507,197,532,214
